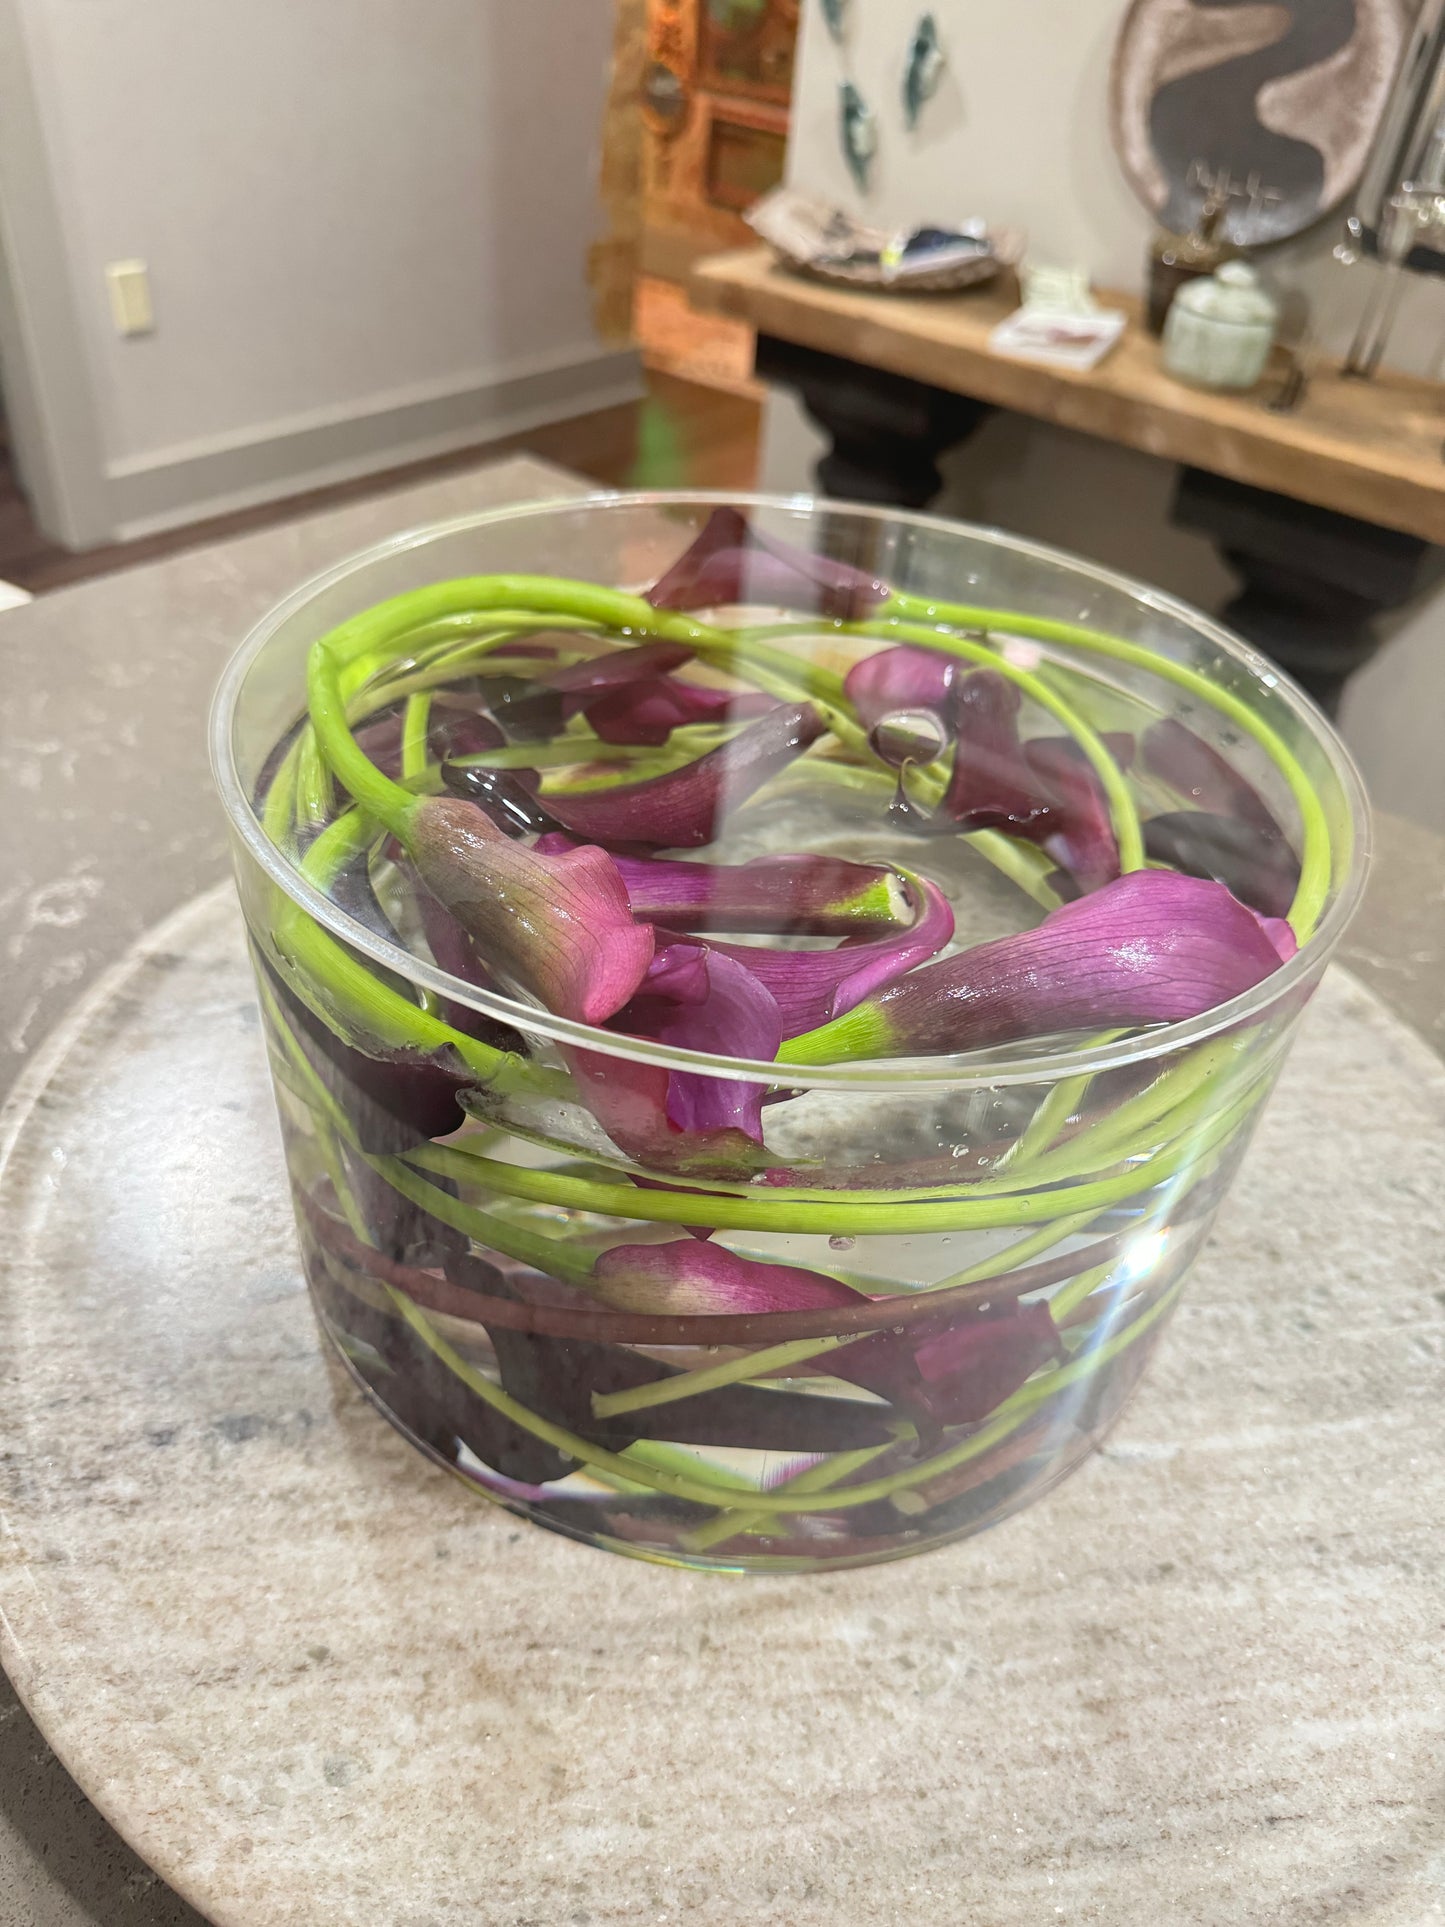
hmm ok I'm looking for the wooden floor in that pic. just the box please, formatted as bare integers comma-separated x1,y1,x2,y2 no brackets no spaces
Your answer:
0,369,762,595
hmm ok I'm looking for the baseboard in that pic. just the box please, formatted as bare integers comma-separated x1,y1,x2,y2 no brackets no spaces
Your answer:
105,347,644,541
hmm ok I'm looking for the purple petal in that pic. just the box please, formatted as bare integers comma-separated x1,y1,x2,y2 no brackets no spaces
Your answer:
645,506,889,620
548,639,696,696
583,680,776,747
1021,735,1132,892
701,873,955,1037
844,645,954,733
841,1301,1062,1427
943,670,1053,833
1143,810,1301,920
263,957,469,1152
591,1239,862,1316
525,702,825,849
405,796,654,1024
538,843,913,936
566,1047,766,1177
614,941,782,1139
781,870,1297,1064
1142,719,1281,837
589,1242,1060,1426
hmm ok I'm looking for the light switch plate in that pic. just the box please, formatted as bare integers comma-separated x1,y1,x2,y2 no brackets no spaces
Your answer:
105,259,154,336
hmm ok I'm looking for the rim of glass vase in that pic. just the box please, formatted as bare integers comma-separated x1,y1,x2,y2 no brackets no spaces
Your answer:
209,487,1371,1093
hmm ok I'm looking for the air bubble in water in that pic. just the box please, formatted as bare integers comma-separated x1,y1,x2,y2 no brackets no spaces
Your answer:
828,1235,856,1252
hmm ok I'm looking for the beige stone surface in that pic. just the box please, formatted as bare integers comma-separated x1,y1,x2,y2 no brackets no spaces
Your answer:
1,886,1442,1927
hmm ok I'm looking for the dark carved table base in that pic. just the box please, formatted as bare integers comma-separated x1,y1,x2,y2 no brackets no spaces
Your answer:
755,332,1436,715
1171,468,1435,716
755,335,991,509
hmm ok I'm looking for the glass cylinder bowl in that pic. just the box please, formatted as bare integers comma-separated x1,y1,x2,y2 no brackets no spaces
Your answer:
210,493,1367,1573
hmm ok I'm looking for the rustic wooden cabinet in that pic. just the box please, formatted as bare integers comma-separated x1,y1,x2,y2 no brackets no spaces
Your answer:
642,0,797,277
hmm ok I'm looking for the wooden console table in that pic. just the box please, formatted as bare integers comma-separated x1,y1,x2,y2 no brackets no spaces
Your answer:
691,245,1445,711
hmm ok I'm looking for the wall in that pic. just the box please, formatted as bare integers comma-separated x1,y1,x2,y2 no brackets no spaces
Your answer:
0,0,638,544
758,0,1445,831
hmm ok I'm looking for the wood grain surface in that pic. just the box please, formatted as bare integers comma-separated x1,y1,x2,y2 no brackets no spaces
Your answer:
692,246,1445,543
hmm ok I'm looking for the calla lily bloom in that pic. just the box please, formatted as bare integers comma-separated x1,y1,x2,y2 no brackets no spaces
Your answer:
406,796,653,1024
778,870,1296,1065
567,942,782,1173
524,639,775,746
537,841,913,935
646,505,890,619
524,702,825,848
590,1239,1061,1427
615,942,783,1138
1021,735,1133,891
844,644,954,733
1143,810,1301,919
943,669,1053,834
697,873,955,1037
627,849,914,934
1142,718,1283,836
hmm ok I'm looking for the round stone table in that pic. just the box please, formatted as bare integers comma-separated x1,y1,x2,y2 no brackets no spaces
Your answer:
1,883,1442,1927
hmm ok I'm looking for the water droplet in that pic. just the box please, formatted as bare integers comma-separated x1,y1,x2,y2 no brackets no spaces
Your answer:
828,1235,856,1252
949,1144,967,1160
892,1325,906,1336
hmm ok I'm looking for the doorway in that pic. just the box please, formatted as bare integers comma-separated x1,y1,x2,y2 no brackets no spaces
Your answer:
633,0,798,391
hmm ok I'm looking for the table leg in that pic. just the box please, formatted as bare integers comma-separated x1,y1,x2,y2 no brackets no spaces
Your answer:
1172,468,1435,716
755,335,991,509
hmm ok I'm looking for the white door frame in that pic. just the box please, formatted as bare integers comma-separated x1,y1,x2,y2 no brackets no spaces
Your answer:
0,0,113,548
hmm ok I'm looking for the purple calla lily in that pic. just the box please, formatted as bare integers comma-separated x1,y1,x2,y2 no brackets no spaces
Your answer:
590,1239,1061,1427
698,872,955,1037
1143,810,1301,919
645,506,890,619
778,870,1297,1065
1142,718,1282,836
942,669,1053,834
843,645,954,733
524,701,825,848
615,942,783,1138
536,841,913,935
566,943,782,1173
406,796,653,1024
526,638,775,745
1020,735,1132,891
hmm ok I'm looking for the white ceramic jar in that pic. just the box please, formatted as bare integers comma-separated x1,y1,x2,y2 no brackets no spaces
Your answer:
1162,261,1279,391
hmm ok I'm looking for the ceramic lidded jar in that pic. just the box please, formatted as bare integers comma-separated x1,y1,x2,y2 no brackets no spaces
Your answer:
1162,261,1279,390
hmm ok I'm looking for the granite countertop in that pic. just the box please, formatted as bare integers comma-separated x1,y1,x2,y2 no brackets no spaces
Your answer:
1,456,1441,1926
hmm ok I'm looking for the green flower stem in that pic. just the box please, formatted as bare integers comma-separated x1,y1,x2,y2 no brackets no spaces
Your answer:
408,1081,1254,1238
318,577,728,676
679,1438,905,1554
400,692,432,782
260,976,594,1283
591,1334,867,1420
994,1039,1124,1173
925,1208,1106,1296
1005,1034,1265,1189
885,589,1333,941
1046,1258,1123,1324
